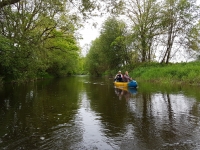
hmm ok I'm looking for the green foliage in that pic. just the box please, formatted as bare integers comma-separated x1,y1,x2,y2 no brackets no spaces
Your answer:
0,35,36,81
45,30,79,77
132,61,200,85
85,17,135,76
77,56,87,75
0,0,81,82
0,35,13,79
100,17,127,68
187,21,200,52
85,38,103,76
1,0,200,81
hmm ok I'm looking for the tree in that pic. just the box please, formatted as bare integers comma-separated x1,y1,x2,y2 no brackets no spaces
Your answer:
85,17,138,75
159,0,199,63
85,38,103,76
0,0,127,81
77,56,87,75
123,0,199,63
0,0,79,81
99,17,128,69
124,0,161,62
45,30,79,77
186,21,200,60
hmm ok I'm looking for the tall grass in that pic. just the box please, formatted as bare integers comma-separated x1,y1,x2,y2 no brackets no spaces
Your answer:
130,61,200,85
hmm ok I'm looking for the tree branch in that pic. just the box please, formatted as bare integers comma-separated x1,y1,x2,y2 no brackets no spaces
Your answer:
0,0,21,8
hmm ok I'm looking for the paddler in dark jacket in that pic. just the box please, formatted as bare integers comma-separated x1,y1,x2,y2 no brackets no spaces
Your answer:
114,71,123,82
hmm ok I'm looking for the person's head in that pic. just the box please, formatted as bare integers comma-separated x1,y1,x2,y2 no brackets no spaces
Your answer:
125,71,128,75
118,71,121,74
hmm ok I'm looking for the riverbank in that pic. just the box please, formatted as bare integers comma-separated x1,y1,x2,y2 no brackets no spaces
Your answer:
129,61,200,86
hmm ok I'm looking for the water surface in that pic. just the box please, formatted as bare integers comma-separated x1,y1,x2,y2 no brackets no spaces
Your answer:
0,76,200,150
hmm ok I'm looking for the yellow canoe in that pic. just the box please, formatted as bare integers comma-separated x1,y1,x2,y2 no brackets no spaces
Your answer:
114,82,129,87
114,80,138,88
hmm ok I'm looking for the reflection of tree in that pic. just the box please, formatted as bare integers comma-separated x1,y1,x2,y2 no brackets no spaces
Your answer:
128,91,200,149
84,82,130,136
85,80,200,149
166,94,173,120
1,77,200,149
137,93,161,149
0,77,82,149
160,93,176,142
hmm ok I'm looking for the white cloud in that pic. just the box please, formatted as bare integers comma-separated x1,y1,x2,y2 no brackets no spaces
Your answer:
78,23,100,47
77,16,106,56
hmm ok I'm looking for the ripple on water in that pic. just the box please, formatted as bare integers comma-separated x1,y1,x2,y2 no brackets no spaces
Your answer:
162,140,200,150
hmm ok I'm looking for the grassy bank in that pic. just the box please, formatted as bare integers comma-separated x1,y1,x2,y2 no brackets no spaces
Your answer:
130,61,200,85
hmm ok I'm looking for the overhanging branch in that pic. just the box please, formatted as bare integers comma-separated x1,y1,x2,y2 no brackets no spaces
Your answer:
0,0,21,8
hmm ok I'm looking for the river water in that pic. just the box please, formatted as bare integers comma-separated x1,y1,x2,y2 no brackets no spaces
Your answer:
0,76,200,150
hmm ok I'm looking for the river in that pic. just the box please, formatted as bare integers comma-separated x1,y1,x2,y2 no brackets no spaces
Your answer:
0,76,200,150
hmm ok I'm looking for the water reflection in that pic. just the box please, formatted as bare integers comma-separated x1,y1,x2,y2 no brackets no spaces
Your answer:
114,86,137,101
125,88,200,149
0,77,200,150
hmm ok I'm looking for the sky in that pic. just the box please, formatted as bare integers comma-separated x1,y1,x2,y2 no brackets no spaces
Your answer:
78,16,105,56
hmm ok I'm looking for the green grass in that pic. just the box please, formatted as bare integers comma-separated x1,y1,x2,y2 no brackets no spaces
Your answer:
130,61,200,85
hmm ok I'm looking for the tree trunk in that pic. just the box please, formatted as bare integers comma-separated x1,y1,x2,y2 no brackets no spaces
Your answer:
141,34,147,62
161,20,173,64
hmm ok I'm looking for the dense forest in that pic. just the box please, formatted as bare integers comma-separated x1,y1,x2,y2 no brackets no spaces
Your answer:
0,0,200,82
